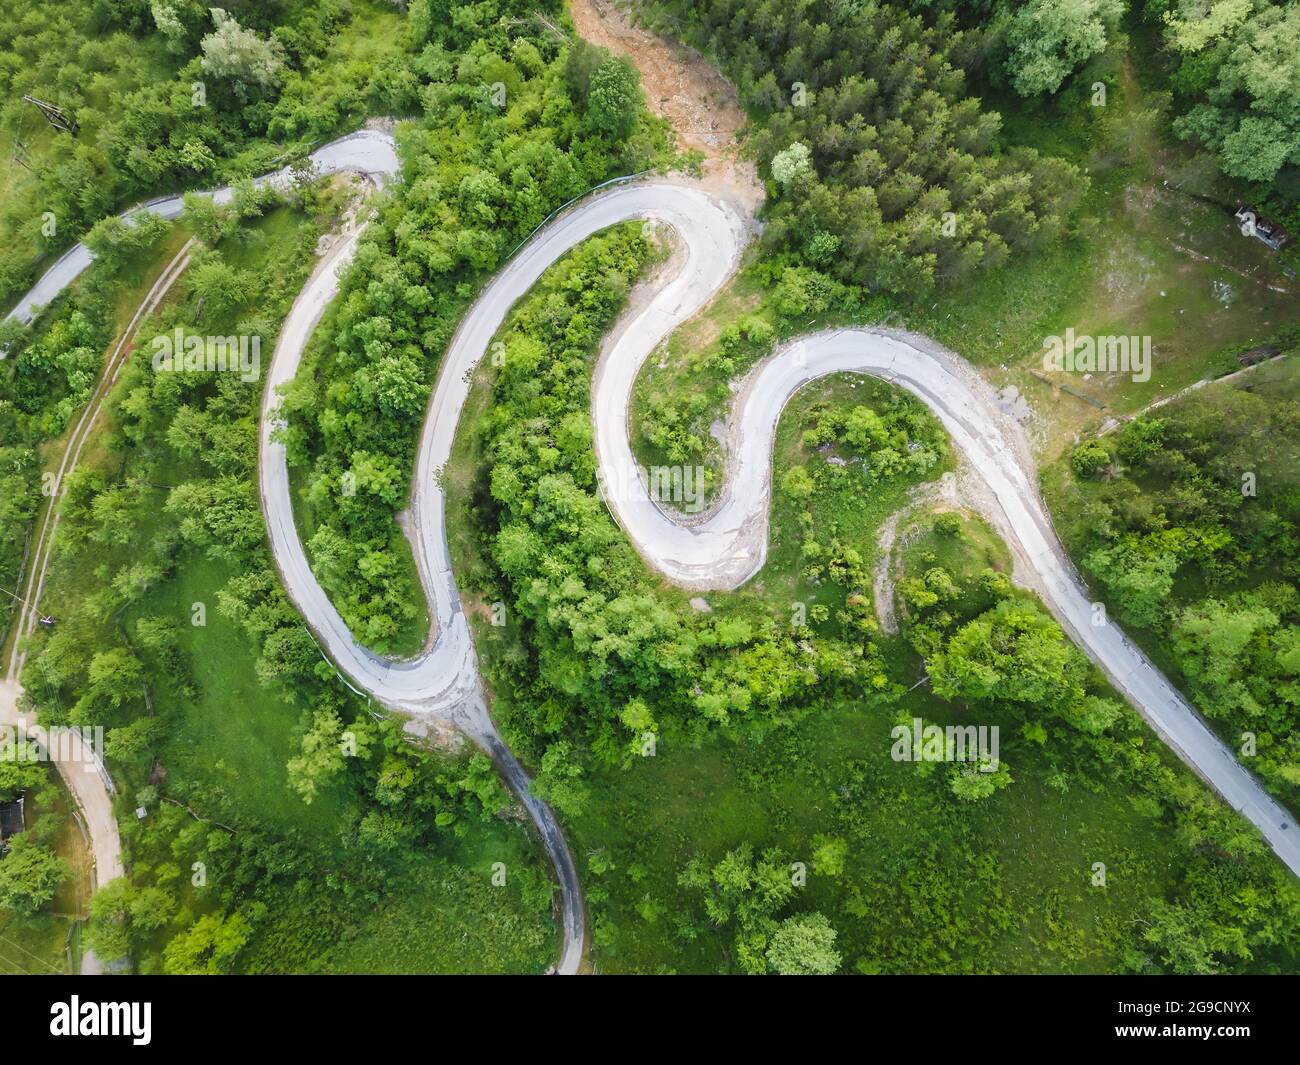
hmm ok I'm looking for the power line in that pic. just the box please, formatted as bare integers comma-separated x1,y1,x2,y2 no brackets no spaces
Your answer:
6,105,34,174
0,931,63,974
21,94,78,136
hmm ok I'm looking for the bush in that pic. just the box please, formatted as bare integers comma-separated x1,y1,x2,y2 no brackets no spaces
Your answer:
1070,438,1112,478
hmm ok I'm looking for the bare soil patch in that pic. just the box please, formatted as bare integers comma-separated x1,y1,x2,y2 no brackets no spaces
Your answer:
569,0,763,212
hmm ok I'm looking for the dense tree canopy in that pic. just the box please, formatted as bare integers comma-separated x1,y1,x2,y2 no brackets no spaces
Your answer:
1058,374,1300,810
1159,0,1300,184
0,836,69,916
641,0,1087,295
13,184,556,971
1005,0,1125,96
0,0,415,305
279,29,665,653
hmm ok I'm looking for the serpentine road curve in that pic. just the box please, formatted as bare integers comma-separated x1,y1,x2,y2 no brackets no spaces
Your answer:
10,129,1297,979
2,130,401,335
261,138,1298,892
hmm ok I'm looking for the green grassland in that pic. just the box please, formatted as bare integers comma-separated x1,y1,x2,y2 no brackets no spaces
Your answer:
459,365,1220,971
914,40,1300,462
564,394,1191,974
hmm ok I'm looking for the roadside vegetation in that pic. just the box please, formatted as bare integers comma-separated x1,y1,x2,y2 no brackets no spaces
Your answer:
5,0,1300,978
2,0,662,976
0,0,412,646
911,2,1300,460
625,0,1082,490
628,0,1300,482
8,193,556,974
0,217,181,648
278,5,674,655
1050,358,1300,817
447,222,1300,974
0,0,410,308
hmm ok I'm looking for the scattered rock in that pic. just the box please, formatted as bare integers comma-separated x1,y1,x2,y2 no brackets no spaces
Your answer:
994,385,1033,425
403,717,466,754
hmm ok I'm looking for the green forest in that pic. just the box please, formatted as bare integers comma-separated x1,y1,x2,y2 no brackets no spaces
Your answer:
277,7,669,654
1,1,594,973
1053,362,1300,814
447,228,1299,974
15,194,557,973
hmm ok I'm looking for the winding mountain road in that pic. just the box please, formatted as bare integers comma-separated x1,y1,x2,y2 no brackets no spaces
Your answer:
2,127,591,974
2,130,400,337
0,134,406,954
9,127,1298,979
260,137,1300,902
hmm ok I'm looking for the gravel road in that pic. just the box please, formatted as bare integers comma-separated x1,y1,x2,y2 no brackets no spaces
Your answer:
10,127,1295,983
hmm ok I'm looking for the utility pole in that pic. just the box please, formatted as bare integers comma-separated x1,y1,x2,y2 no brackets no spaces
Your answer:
9,137,30,172
21,94,78,136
